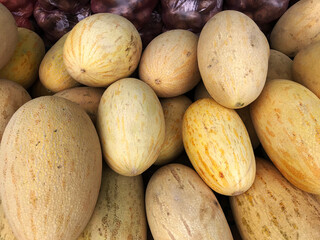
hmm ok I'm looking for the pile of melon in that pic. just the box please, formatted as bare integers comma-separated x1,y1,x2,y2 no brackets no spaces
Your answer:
0,0,319,239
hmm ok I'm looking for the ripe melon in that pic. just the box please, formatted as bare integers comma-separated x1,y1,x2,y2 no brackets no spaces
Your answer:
0,96,102,240
0,3,18,70
63,13,142,87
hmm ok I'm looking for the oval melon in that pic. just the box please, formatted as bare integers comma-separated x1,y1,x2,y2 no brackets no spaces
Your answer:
182,98,256,196
0,27,45,88
270,0,320,57
251,79,320,194
63,13,142,87
78,165,146,240
0,3,18,70
231,158,320,240
197,10,269,109
139,30,200,98
97,78,165,176
0,96,102,240
39,32,80,93
146,163,233,240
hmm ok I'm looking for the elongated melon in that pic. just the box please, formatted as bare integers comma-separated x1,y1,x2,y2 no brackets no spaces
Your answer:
251,79,320,194
231,158,320,240
182,98,255,196
0,96,102,240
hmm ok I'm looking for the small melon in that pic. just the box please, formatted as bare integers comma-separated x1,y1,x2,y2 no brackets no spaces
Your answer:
139,30,201,98
0,28,45,88
0,79,31,141
39,32,80,93
63,13,142,87
197,10,269,109
97,78,165,176
292,41,320,98
270,0,320,57
182,98,256,196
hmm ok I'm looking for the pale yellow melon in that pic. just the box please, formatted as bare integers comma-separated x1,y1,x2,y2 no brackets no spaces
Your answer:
54,87,105,124
139,30,200,98
292,41,320,98
0,3,18,70
146,163,233,240
0,96,102,240
231,158,320,240
39,33,80,92
78,165,146,240
155,95,192,165
198,10,269,109
270,0,320,57
0,79,31,141
63,13,142,87
97,78,165,176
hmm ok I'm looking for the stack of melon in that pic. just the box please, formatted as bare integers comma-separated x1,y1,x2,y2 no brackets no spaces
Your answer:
0,0,319,239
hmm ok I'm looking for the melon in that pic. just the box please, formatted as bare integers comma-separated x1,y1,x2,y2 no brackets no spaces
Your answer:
0,96,102,240
0,3,18,70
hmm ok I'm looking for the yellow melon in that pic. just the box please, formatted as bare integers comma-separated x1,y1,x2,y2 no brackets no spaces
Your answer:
0,3,18,70
0,96,102,240
63,13,142,87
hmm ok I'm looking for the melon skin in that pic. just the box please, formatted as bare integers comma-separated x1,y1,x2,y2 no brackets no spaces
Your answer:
97,78,165,176
231,158,320,240
0,96,102,240
0,79,31,141
0,3,18,70
63,13,142,87
251,79,320,194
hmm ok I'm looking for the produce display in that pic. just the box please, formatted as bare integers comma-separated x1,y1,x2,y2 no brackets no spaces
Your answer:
1,0,320,239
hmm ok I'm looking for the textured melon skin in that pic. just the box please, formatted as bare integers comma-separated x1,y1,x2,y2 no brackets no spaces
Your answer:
145,163,233,240
0,198,16,240
197,10,269,109
97,78,165,176
251,79,320,194
39,33,80,93
0,96,102,240
139,30,201,98
0,28,45,89
63,13,142,87
182,98,256,196
270,0,320,57
0,3,18,70
54,87,105,124
231,158,320,240
78,165,147,240
155,95,192,165
0,79,31,141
